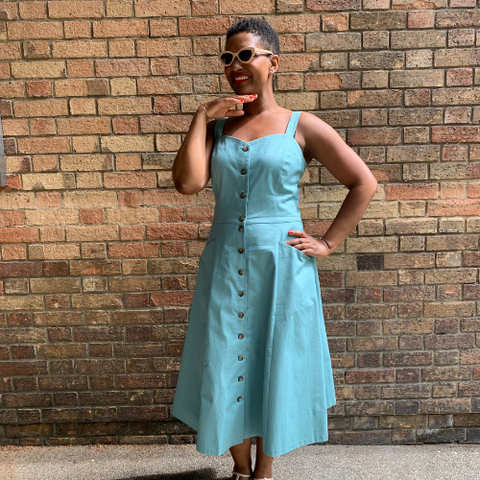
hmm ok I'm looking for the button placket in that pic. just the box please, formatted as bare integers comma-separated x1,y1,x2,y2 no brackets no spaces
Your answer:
237,143,249,406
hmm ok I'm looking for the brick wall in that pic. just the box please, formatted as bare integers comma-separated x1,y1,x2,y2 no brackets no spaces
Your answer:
1,0,480,446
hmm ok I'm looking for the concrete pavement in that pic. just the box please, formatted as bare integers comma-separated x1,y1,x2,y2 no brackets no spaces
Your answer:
0,443,479,480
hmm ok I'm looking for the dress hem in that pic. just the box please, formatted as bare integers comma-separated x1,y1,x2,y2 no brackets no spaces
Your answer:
172,398,336,457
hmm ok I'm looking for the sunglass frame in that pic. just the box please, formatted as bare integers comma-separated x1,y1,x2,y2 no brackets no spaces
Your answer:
219,47,274,66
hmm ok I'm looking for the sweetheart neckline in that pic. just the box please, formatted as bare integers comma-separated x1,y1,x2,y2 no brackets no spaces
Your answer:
220,133,309,167
221,132,286,144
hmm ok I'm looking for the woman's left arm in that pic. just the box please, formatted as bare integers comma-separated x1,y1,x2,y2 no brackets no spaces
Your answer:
291,112,378,256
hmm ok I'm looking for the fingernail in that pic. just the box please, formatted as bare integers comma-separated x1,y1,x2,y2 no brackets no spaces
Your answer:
288,231,293,234
240,99,244,102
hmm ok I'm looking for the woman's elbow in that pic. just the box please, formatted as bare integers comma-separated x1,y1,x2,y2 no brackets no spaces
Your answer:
173,179,203,196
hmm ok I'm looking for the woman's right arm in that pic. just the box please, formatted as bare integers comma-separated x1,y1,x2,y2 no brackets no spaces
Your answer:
172,95,252,195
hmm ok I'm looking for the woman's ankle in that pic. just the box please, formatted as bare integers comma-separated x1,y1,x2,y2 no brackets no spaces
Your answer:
253,469,273,478
233,463,252,474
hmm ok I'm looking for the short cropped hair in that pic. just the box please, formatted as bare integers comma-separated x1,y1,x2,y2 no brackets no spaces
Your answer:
226,17,280,56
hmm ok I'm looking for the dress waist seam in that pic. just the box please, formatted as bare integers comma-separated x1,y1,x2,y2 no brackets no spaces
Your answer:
212,217,302,225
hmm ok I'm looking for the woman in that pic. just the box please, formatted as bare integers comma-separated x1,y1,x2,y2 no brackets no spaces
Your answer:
171,17,378,480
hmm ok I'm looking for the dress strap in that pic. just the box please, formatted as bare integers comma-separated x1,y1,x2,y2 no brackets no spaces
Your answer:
285,111,301,137
214,117,228,140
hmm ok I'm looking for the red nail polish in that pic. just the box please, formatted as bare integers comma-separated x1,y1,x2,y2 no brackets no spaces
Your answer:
288,231,293,234
240,100,244,102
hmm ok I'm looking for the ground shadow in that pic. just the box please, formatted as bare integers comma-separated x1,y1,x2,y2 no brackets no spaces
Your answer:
116,467,226,480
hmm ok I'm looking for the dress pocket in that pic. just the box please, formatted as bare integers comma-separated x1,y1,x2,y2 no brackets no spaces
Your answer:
275,240,317,316
277,239,313,260
204,237,216,249
196,238,217,293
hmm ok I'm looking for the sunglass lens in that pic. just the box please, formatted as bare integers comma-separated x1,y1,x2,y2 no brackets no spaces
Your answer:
238,49,253,62
221,53,233,65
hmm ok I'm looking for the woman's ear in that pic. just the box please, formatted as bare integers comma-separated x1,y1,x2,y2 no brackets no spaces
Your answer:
269,55,279,74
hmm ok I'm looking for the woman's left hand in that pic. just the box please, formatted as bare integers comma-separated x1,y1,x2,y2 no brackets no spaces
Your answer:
286,230,331,257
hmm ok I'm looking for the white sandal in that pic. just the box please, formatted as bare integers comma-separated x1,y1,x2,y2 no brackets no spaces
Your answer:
232,471,252,480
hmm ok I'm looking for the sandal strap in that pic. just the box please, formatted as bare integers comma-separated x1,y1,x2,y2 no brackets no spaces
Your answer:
233,471,252,480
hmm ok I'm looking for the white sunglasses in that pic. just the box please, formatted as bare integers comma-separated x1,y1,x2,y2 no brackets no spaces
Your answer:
219,47,274,66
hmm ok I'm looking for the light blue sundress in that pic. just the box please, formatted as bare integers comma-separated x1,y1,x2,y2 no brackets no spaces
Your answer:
172,110,336,457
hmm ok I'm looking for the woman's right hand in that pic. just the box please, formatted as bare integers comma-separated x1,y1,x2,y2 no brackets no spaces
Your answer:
200,94,257,122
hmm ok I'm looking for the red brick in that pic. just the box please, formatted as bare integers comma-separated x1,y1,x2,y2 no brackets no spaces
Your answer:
0,63,11,79
26,80,52,97
2,245,27,261
67,59,94,77
8,21,64,40
48,1,104,18
108,243,159,258
113,117,139,134
18,137,71,154
55,78,108,97
14,99,68,117
19,2,47,19
386,183,438,200
2,119,28,136
104,172,156,189
0,361,47,376
57,117,111,135
150,292,194,306
11,60,66,78
146,224,198,240
108,39,135,58
79,208,104,224
95,59,149,77
0,228,38,243
0,43,22,60
0,3,18,20
93,19,148,38
64,20,92,39
134,0,190,17
52,40,107,58
23,40,51,59
0,81,27,98
30,119,56,136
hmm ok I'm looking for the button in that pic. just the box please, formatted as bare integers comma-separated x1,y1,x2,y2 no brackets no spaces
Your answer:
238,269,244,275
240,192,246,198
238,225,244,232
238,355,243,361
241,168,247,175
242,145,249,152
238,291,244,297
238,333,244,339
238,247,244,253
238,376,243,382
237,396,243,402
238,312,244,318
239,216,245,222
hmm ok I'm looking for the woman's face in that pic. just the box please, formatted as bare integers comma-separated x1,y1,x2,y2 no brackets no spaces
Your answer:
223,31,278,95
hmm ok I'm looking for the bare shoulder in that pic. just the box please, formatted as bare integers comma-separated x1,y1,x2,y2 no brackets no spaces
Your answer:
296,111,345,162
297,111,333,138
295,111,330,165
